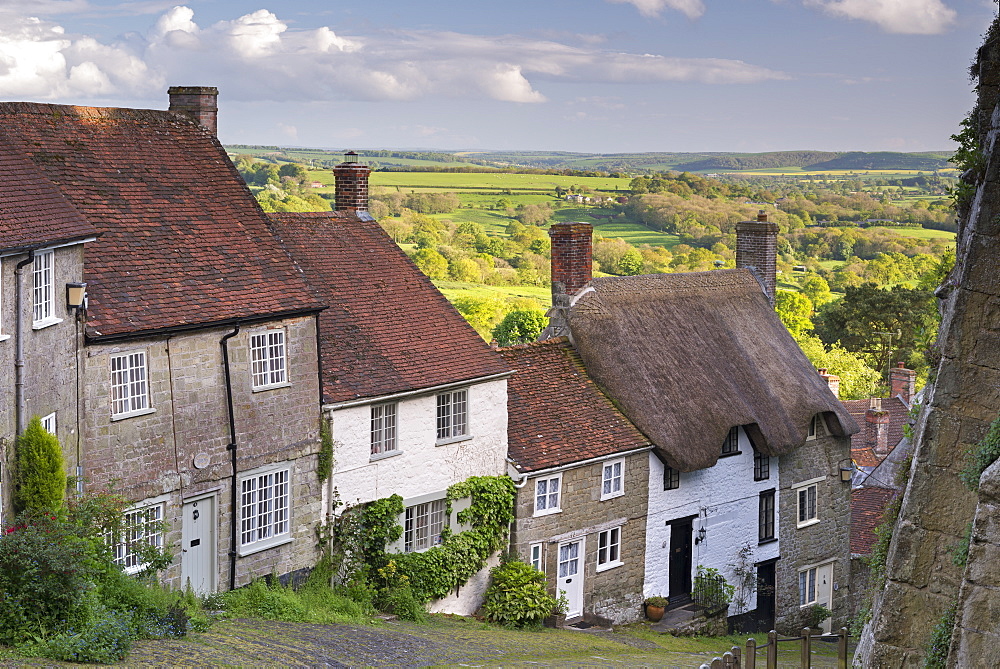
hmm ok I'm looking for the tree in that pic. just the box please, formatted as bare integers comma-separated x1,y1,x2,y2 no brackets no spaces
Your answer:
801,275,833,307
794,335,881,400
618,248,644,276
14,416,66,514
411,248,448,280
775,290,814,338
491,309,548,346
453,297,506,338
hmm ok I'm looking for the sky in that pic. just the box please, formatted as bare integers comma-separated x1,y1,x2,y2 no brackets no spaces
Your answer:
0,0,995,153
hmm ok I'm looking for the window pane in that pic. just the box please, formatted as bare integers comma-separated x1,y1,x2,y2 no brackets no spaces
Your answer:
535,480,547,510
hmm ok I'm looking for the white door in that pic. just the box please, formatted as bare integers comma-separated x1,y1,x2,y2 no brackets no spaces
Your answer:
816,563,834,634
557,538,585,619
181,495,216,595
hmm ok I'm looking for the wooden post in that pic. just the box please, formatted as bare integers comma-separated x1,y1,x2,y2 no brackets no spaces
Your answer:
801,627,812,668
745,637,757,669
732,645,742,668
723,651,736,669
767,630,778,669
711,657,724,669
838,627,849,669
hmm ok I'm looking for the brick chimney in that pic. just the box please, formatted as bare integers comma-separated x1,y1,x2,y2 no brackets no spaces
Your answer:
333,151,371,212
736,210,779,306
818,368,841,398
168,86,219,134
889,362,916,405
549,222,593,300
865,398,891,456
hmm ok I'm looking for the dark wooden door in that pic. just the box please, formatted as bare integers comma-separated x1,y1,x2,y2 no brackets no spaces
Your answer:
668,518,693,602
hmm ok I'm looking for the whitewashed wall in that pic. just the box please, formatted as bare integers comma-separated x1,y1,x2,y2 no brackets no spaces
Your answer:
326,378,508,615
643,427,780,615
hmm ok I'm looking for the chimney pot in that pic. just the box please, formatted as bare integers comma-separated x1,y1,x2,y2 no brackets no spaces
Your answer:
333,152,371,212
818,368,840,398
889,363,916,405
757,210,768,222
168,86,219,135
866,399,891,455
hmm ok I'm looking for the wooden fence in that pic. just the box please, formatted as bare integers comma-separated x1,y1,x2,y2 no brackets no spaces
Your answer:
699,627,851,669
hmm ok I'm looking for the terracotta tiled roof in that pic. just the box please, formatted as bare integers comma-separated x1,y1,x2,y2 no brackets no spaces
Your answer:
499,338,651,472
851,486,898,555
843,396,910,465
269,212,509,403
0,139,97,251
0,102,322,339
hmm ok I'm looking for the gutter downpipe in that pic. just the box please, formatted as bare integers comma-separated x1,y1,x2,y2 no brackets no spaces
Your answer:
221,324,241,591
14,253,34,436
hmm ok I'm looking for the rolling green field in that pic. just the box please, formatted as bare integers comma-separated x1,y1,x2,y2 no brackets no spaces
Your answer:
434,280,550,305
370,171,632,192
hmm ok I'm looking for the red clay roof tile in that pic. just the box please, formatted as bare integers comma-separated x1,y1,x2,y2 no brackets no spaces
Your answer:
843,396,910,463
269,212,509,403
499,338,651,472
851,486,898,555
0,102,322,338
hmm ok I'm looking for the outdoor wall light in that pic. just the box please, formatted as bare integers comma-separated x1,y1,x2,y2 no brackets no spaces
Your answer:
66,282,87,310
839,459,854,483
694,526,707,545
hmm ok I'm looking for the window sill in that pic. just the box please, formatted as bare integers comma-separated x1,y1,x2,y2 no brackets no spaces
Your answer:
111,407,156,422
719,450,742,459
533,507,562,518
436,434,473,447
370,449,402,462
758,538,778,546
238,534,292,557
596,560,623,573
796,518,821,529
754,476,771,482
252,381,291,393
600,491,624,502
32,316,63,330
0,334,9,342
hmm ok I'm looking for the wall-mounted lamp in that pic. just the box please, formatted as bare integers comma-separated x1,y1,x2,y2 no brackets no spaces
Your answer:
66,282,87,310
694,526,707,545
839,459,854,483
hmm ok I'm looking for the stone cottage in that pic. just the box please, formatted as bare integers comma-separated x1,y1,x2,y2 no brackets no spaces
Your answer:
270,182,511,614
540,218,858,633
0,88,327,593
499,338,652,624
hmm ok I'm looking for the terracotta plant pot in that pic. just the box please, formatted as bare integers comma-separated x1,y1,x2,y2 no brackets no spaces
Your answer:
645,604,665,622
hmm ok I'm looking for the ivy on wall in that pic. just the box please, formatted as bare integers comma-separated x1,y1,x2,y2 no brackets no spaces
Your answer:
319,475,516,604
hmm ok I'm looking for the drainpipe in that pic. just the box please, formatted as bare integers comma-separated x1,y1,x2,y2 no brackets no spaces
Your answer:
221,324,240,590
14,252,34,436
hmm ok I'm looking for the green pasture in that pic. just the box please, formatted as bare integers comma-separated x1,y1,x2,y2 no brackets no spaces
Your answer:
370,171,632,192
434,280,550,306
886,227,956,241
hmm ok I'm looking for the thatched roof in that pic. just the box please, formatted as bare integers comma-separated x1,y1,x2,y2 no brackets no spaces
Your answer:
566,268,859,471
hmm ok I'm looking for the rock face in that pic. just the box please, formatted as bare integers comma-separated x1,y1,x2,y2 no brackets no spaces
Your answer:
857,19,1000,666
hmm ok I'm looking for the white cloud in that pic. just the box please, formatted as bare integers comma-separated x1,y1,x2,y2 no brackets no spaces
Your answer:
607,0,706,19
0,5,787,105
806,0,957,34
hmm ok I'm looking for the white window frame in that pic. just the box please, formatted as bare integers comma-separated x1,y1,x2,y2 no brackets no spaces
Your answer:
596,526,622,572
370,402,398,458
239,466,291,555
436,388,469,444
529,542,543,573
404,498,446,553
799,566,818,606
807,414,823,440
32,250,61,329
793,477,823,528
41,412,56,435
533,474,562,516
600,458,624,500
110,500,166,575
250,329,288,391
110,350,152,420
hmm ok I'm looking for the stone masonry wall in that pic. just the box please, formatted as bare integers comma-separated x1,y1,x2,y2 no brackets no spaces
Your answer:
83,316,322,591
512,451,649,624
0,245,87,518
857,24,1000,665
774,427,852,634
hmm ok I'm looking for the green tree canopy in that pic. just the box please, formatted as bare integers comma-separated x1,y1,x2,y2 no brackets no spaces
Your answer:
794,335,882,400
491,309,548,346
618,248,644,276
15,416,66,514
775,290,814,339
801,275,833,307
411,248,449,280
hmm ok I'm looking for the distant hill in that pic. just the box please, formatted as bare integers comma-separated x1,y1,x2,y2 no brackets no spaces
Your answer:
673,151,840,171
805,151,952,171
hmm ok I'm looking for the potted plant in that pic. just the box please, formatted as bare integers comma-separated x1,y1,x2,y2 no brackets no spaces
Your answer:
803,604,833,633
644,596,668,622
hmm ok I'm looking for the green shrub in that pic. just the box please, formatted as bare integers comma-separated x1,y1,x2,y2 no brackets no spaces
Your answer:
19,606,134,663
482,558,560,629
14,416,67,514
216,568,376,625
951,522,973,568
959,415,1000,492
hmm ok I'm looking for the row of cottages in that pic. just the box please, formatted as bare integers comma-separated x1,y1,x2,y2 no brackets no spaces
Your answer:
0,87,510,605
498,218,860,632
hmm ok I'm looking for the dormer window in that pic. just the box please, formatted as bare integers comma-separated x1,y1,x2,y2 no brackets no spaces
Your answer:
32,251,61,329
807,415,823,440
721,426,740,456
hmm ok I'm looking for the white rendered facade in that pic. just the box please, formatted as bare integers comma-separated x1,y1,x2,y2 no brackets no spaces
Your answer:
644,426,780,615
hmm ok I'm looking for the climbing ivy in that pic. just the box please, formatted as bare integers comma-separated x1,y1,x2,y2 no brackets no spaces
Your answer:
959,414,1000,492
317,418,334,483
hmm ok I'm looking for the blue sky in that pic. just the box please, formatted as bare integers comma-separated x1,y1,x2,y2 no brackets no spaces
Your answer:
0,0,994,152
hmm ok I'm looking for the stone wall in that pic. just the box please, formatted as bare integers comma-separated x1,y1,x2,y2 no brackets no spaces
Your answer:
858,19,1000,665
774,427,852,634
0,244,88,516
83,316,323,591
512,451,649,624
